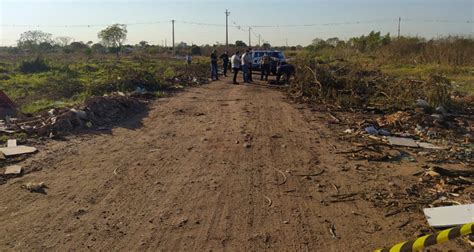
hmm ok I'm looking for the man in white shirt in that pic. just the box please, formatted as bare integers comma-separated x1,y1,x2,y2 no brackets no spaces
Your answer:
231,51,241,84
241,49,252,83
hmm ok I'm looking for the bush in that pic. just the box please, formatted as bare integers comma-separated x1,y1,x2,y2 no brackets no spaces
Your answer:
19,57,49,73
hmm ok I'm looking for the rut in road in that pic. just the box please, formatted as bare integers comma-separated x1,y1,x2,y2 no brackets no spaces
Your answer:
0,78,463,251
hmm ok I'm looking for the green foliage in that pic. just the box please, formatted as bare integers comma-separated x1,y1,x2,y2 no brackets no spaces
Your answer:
17,30,53,50
191,45,202,55
98,24,128,48
18,57,49,73
349,31,391,52
235,40,247,47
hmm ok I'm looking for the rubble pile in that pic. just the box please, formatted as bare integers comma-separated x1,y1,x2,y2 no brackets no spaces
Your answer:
3,94,146,137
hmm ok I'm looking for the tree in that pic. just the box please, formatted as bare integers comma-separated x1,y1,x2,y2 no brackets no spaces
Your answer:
262,43,271,49
69,42,88,52
139,41,149,48
55,36,73,47
91,43,106,53
98,24,127,55
326,37,340,47
190,45,202,55
235,40,247,47
18,30,53,50
176,42,188,48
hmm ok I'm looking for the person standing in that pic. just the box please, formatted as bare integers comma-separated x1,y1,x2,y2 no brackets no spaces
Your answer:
231,51,241,84
210,49,218,81
220,51,230,77
248,48,253,82
241,49,252,83
185,54,192,65
260,53,271,81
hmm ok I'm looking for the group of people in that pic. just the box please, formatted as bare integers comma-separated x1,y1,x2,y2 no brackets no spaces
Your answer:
209,49,295,85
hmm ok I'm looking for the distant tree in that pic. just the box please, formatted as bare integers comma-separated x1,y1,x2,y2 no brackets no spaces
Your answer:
91,43,106,53
176,42,188,48
262,43,271,49
55,36,73,47
139,41,149,48
235,40,247,47
69,41,88,51
98,24,127,55
18,30,53,50
326,37,340,47
38,42,53,51
190,45,202,55
86,41,94,47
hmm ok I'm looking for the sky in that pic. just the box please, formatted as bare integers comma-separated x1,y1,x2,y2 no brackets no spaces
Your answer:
0,0,473,46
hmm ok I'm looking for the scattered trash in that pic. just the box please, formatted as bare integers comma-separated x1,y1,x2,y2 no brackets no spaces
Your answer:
387,137,418,148
417,142,446,150
365,126,379,135
4,165,22,175
7,139,17,147
0,145,37,157
21,182,47,193
423,204,474,228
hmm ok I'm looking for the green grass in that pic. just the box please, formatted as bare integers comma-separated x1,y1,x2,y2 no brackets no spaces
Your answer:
0,54,209,114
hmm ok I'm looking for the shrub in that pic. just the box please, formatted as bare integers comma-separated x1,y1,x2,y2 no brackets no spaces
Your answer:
19,57,49,73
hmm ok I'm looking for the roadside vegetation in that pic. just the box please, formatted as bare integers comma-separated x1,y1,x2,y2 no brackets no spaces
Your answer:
0,27,472,115
290,32,473,111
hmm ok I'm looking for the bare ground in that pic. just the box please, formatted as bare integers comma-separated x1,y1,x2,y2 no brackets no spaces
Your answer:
0,78,469,251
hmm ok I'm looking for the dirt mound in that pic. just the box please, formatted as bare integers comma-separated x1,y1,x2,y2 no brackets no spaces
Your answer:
15,95,146,137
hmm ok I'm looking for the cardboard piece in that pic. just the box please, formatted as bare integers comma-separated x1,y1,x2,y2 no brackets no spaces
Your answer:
7,139,17,147
418,142,447,150
423,204,474,228
4,165,22,175
387,137,419,148
0,146,37,156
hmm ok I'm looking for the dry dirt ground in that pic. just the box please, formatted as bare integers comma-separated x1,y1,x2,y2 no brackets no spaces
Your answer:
0,77,469,251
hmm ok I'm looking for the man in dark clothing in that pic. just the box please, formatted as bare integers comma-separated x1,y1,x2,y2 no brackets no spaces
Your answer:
248,49,253,82
259,53,271,81
210,50,218,81
276,62,295,84
220,51,230,77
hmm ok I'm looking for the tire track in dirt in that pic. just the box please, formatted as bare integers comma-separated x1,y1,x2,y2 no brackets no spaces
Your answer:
0,77,469,251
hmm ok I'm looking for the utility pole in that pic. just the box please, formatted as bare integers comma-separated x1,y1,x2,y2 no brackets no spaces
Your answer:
172,20,175,49
248,27,251,47
398,17,401,39
258,35,261,47
286,38,288,47
225,9,230,47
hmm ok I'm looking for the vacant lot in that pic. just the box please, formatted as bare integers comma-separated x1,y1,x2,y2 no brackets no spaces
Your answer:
0,77,471,250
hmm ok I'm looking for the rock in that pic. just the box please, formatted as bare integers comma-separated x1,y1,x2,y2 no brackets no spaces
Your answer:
416,99,430,109
435,106,447,115
243,143,251,148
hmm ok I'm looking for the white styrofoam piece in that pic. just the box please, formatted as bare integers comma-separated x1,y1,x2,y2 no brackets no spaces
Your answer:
423,204,474,228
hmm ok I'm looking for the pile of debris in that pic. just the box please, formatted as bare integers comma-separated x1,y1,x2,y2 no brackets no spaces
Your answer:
2,94,146,137
338,98,472,164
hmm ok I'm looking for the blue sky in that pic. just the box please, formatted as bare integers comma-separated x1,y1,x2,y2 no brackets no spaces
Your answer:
0,0,473,46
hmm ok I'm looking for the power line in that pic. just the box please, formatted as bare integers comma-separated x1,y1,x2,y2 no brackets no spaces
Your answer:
1,18,470,29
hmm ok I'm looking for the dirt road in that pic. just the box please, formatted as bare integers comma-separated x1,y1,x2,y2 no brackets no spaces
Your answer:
0,78,467,251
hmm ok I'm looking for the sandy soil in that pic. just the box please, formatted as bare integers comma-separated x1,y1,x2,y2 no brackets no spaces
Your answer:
0,77,469,251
